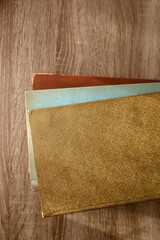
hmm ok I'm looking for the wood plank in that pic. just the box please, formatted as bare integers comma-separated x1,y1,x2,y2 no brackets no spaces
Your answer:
0,0,160,239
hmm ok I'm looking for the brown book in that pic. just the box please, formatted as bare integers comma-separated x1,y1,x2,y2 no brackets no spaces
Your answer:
29,93,160,217
32,74,160,90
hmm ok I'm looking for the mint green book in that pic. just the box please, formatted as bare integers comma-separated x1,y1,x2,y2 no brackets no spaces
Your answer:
25,83,160,191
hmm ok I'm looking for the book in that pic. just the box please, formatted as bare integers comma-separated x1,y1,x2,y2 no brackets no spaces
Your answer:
32,73,160,90
26,83,160,191
28,93,160,217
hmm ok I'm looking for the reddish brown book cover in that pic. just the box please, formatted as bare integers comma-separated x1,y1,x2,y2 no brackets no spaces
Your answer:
32,74,160,90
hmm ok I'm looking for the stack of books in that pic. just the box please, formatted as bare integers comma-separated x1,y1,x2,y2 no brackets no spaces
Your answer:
25,74,160,217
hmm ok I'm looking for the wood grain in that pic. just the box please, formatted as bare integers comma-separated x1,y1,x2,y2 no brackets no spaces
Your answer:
0,0,160,239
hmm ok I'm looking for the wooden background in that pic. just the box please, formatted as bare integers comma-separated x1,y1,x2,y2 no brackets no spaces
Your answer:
0,0,160,239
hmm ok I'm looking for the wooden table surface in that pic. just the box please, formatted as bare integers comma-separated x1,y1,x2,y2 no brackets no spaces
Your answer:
0,1,160,239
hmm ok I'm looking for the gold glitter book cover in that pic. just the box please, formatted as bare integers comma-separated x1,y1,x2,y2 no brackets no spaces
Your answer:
29,93,160,217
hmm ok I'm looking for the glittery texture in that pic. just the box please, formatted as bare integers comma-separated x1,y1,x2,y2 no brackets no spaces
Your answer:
29,93,160,217
26,83,160,191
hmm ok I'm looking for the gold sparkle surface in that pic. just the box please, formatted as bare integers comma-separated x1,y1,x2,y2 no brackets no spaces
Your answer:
29,93,160,217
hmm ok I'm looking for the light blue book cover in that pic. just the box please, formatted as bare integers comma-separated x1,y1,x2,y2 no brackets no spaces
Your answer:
25,83,160,191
